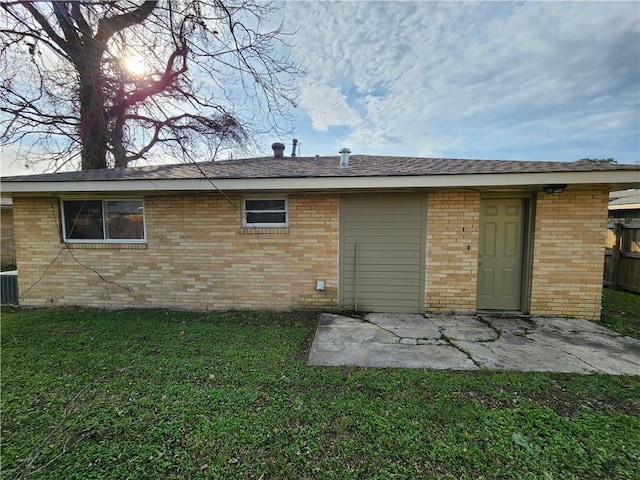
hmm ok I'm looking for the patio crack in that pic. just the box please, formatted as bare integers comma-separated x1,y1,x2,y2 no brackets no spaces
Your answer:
360,317,403,340
360,317,408,344
438,332,483,369
358,314,492,368
543,342,609,374
361,315,439,345
476,316,502,342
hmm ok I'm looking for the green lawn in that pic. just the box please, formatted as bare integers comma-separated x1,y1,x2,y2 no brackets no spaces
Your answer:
1,306,639,480
601,288,640,339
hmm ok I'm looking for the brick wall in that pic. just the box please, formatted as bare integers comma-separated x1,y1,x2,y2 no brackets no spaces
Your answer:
13,194,339,310
13,188,610,318
425,191,480,313
1,207,16,268
530,189,609,320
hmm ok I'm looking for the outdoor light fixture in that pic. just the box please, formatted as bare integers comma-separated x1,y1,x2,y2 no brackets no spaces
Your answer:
542,184,567,195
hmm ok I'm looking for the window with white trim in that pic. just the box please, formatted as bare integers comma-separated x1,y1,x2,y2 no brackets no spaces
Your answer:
62,199,146,242
243,198,288,227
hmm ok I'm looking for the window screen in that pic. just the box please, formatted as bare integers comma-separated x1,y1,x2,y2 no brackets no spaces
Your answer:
244,199,287,227
62,200,145,241
63,200,104,240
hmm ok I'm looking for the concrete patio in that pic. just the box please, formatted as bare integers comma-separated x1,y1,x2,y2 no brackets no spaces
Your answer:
308,313,640,375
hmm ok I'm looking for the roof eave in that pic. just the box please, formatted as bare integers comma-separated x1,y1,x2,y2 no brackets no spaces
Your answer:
1,170,639,194
609,203,640,210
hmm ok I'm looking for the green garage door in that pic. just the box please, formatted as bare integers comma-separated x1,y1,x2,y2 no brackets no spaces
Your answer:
340,193,426,313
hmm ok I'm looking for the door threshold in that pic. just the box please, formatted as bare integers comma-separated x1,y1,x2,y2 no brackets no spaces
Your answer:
477,310,530,318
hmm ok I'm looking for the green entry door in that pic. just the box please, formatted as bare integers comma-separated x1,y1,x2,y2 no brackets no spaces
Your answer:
340,193,426,313
477,198,525,311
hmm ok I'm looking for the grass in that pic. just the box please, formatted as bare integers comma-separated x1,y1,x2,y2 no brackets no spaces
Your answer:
601,288,640,339
1,307,639,480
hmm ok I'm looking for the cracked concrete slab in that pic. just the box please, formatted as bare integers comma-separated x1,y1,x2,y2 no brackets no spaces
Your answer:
532,316,629,338
429,314,498,342
307,339,478,369
307,312,640,375
365,313,441,340
480,316,534,336
527,331,640,375
315,314,398,344
455,332,596,373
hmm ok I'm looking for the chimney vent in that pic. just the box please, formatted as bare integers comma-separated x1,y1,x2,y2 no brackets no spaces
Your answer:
339,147,351,168
291,138,298,157
271,142,285,159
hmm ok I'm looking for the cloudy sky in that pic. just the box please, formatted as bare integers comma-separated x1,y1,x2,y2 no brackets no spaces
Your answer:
278,0,639,163
1,0,638,176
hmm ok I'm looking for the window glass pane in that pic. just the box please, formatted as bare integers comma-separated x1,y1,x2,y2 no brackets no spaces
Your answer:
244,198,287,226
246,212,287,224
105,200,144,239
63,200,104,239
245,199,286,211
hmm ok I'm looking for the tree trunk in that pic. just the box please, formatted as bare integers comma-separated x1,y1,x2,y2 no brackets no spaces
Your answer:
78,67,108,170
112,114,129,168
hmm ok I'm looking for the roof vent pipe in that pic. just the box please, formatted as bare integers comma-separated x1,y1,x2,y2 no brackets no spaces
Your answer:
339,147,351,168
271,142,285,159
291,138,298,157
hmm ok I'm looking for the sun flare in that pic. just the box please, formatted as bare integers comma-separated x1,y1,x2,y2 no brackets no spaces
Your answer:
123,56,146,76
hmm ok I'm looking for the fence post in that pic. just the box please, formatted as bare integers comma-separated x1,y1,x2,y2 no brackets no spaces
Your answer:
611,223,623,290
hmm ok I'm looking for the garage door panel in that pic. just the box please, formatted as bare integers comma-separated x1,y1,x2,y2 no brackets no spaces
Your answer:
343,277,421,288
343,268,421,277
343,288,421,297
346,254,422,264
344,230,423,239
343,286,421,296
345,214,423,224
343,271,420,282
343,255,423,267
340,193,426,313
341,243,421,252
343,197,423,208
345,298,421,310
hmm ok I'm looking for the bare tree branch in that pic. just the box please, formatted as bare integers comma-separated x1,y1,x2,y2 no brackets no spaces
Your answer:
69,3,93,39
1,0,303,171
95,0,158,44
16,2,71,57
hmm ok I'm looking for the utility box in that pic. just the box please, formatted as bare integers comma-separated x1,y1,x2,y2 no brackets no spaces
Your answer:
1,272,18,305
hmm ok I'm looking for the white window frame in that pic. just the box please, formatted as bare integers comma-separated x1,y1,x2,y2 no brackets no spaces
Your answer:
242,196,289,228
60,198,147,243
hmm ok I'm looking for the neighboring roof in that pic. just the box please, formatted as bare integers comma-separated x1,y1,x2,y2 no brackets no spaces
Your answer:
609,189,640,210
1,156,639,194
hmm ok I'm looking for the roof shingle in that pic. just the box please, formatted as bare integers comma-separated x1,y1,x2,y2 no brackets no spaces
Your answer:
2,155,638,183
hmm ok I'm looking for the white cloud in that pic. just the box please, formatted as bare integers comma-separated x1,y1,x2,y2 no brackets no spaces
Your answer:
0,147,30,176
284,0,640,162
0,144,73,176
4,1,636,170
298,81,362,132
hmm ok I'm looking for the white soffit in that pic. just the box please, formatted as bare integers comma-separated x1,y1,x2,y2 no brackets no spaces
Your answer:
1,170,639,194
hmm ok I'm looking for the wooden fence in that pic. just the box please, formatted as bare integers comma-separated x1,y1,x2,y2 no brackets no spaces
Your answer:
604,223,640,293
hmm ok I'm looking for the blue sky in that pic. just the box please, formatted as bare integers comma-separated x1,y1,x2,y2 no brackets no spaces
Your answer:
1,0,638,175
276,0,639,163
